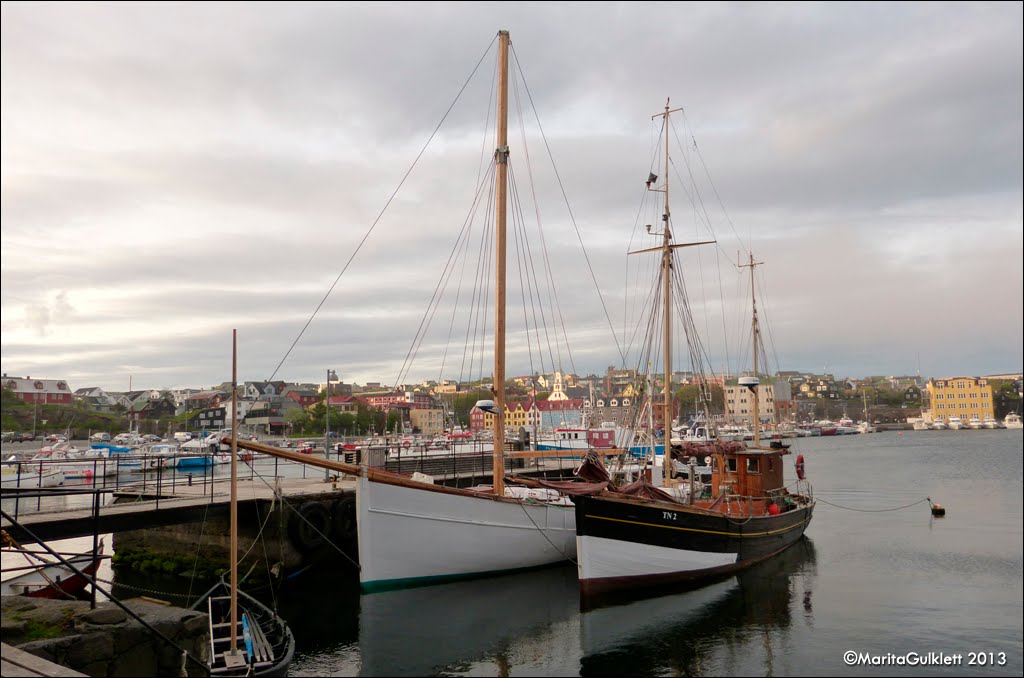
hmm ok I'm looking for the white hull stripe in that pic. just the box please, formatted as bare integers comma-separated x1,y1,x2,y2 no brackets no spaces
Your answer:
577,534,737,582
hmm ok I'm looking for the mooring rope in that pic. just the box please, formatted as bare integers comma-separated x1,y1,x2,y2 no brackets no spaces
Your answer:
515,496,578,565
92,575,193,601
814,497,932,513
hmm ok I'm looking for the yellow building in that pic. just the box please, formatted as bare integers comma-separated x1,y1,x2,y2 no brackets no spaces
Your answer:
410,408,445,435
927,377,993,425
471,400,540,432
433,380,460,395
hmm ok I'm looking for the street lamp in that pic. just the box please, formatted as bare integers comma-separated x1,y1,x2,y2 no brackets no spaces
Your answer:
325,369,337,477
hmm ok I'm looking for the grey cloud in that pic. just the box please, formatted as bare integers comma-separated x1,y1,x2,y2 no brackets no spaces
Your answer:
1,2,1021,391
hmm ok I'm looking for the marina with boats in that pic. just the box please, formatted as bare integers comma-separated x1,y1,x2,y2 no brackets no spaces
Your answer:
2,6,1022,677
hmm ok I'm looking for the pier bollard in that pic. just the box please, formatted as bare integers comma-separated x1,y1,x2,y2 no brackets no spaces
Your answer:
188,473,193,486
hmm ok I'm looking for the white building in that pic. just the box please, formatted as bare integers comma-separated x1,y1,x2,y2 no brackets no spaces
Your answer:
724,378,777,426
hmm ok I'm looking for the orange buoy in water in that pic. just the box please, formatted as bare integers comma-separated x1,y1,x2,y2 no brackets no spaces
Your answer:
928,497,946,516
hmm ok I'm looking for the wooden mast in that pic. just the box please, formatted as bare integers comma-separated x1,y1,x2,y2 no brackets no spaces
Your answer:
229,329,239,658
492,29,509,497
739,254,763,447
661,99,673,486
628,100,712,484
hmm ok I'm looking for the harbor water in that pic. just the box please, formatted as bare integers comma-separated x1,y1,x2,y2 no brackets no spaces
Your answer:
4,429,1022,676
281,429,1023,676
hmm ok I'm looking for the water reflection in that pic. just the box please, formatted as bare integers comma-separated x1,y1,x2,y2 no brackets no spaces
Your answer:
279,538,817,677
357,565,579,676
579,538,817,676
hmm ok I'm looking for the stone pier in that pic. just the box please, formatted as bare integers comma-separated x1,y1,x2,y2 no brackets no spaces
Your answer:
112,489,358,581
2,595,208,677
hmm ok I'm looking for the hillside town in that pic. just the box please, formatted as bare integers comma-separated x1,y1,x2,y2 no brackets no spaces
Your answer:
3,368,1021,441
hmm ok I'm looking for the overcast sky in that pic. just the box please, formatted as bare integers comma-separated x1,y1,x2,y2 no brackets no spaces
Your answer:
2,2,1021,393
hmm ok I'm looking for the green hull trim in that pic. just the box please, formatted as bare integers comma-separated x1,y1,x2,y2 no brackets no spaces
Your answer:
361,561,566,594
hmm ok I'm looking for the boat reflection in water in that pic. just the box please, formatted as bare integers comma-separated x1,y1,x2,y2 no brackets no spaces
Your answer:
580,537,817,676
358,564,579,676
282,537,815,675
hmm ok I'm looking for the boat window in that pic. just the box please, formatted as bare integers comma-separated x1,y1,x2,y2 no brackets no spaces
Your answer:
747,457,759,474
727,457,737,473
712,456,719,472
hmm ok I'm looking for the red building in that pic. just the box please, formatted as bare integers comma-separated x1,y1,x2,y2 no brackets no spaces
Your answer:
3,376,73,405
283,387,319,409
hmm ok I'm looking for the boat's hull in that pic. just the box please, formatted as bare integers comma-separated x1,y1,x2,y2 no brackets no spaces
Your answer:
193,582,295,677
0,468,65,490
573,493,813,600
357,475,576,592
1,550,101,599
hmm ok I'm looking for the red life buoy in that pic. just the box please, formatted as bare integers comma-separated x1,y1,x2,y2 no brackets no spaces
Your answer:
402,440,411,449
796,453,806,480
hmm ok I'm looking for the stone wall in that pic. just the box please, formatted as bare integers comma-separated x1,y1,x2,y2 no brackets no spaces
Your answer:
2,596,209,677
112,492,358,580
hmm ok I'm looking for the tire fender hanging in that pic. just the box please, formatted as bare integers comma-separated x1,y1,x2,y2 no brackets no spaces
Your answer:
288,501,331,553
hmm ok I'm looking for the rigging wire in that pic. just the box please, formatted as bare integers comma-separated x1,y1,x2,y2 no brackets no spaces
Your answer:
511,43,625,367
265,34,498,384
510,170,539,382
509,71,571,376
680,108,752,262
437,189,484,385
509,163,556,380
509,65,557,378
460,176,496,386
392,160,497,387
756,265,784,378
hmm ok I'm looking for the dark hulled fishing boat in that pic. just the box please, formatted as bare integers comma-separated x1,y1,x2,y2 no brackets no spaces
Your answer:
574,441,814,599
573,102,814,603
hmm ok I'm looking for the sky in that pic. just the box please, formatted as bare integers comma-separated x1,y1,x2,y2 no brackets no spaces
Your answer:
2,2,1022,393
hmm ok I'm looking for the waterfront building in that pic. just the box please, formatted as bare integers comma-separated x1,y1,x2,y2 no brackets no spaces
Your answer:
432,379,460,395
283,387,319,409
927,377,994,426
537,399,583,429
73,387,117,413
798,375,840,400
410,408,445,435
3,375,73,405
327,395,359,415
724,376,777,426
243,381,287,399
362,390,435,412
469,398,583,433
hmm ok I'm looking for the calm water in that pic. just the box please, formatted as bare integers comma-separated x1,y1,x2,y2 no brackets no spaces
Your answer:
279,430,1023,676
6,431,1022,675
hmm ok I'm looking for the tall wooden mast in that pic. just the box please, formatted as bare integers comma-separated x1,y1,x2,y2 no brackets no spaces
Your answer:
229,329,239,658
492,30,510,496
661,100,673,485
739,253,763,447
629,99,713,485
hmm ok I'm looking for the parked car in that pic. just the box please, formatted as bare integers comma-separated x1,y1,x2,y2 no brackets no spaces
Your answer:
1,431,16,443
45,433,67,443
18,433,35,442
89,432,111,442
142,434,161,443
